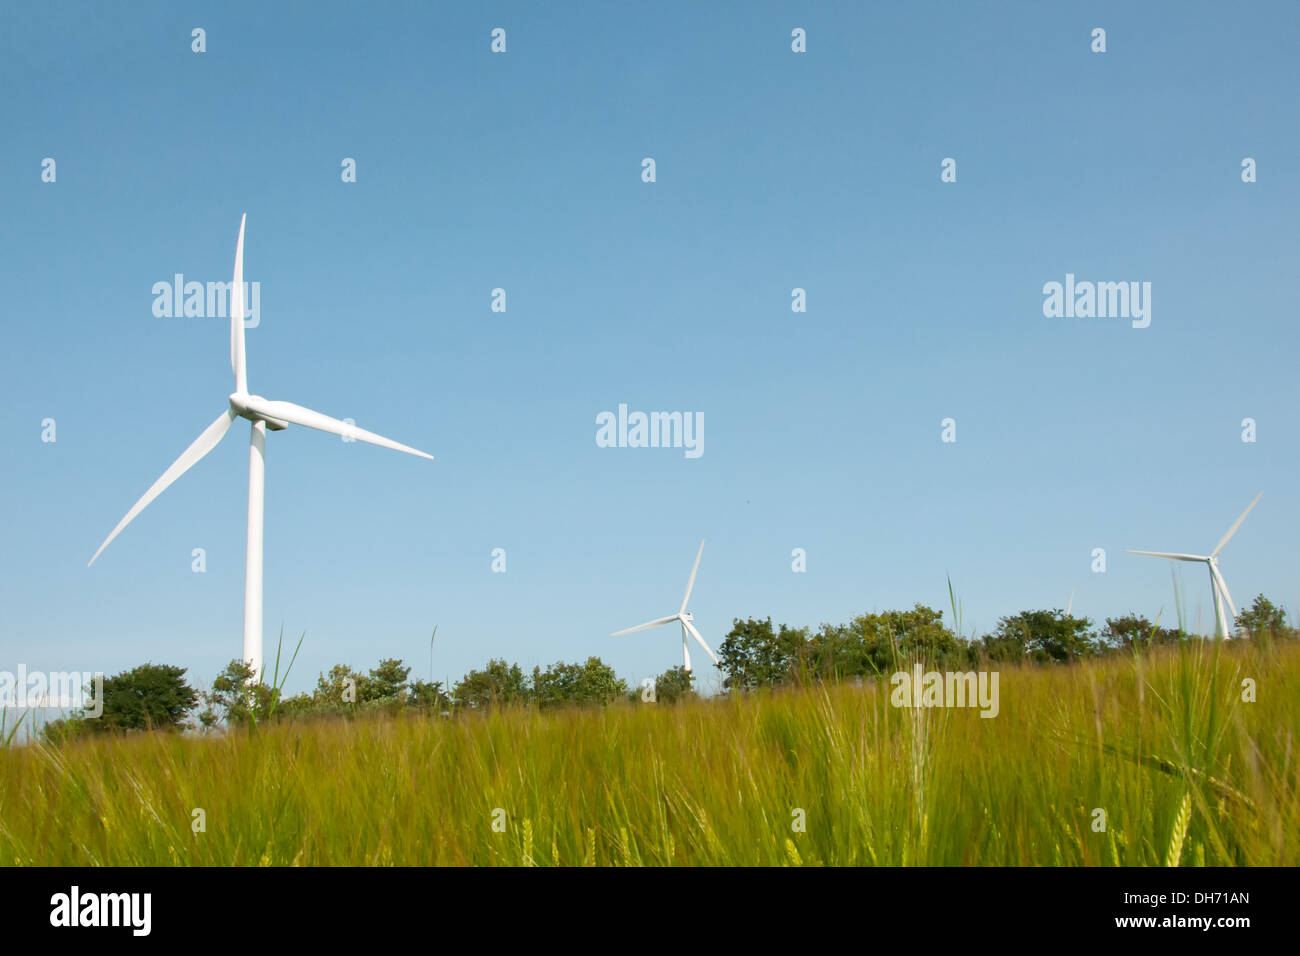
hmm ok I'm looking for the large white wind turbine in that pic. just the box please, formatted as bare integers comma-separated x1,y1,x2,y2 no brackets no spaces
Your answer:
89,215,432,679
1127,492,1262,639
612,540,718,672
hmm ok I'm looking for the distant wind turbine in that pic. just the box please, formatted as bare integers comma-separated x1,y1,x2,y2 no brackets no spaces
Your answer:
612,540,718,672
1127,492,1262,639
88,215,433,679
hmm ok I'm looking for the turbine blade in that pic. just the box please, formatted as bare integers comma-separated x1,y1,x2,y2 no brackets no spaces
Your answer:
241,396,433,460
680,539,704,614
231,214,248,394
684,620,719,666
1126,550,1208,563
611,614,678,637
1212,492,1262,557
1209,563,1238,621
88,409,237,566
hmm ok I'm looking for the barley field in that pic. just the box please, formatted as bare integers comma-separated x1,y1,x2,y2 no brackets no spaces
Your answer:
1,639,1296,866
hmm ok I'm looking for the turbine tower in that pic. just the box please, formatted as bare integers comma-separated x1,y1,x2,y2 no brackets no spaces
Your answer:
1127,492,1262,639
89,215,433,679
611,540,718,672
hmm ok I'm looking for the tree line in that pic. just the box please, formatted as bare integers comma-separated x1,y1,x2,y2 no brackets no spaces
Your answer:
716,593,1292,690
36,593,1294,741
39,655,696,742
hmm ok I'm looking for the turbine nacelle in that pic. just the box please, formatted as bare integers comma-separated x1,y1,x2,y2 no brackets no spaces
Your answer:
229,393,287,430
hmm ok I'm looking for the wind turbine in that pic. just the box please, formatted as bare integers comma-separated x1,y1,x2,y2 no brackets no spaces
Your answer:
88,215,433,679
1127,492,1262,639
612,540,717,672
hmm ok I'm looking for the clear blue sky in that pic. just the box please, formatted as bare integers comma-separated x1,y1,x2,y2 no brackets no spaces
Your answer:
3,2,1298,699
